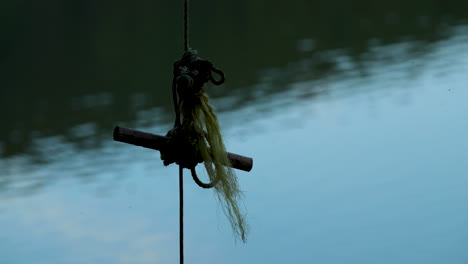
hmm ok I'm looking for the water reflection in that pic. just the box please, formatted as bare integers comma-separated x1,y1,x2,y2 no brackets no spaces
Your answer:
2,1,468,165
2,2,468,263
2,1,468,196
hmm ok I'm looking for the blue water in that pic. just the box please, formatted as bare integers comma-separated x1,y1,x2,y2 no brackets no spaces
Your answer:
1,17,468,264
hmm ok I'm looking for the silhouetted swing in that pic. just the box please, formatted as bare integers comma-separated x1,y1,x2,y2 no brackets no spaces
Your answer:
113,1,253,263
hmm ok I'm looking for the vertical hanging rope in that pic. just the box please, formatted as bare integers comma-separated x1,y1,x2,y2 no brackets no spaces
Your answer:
184,0,189,52
180,1,189,263
179,165,184,264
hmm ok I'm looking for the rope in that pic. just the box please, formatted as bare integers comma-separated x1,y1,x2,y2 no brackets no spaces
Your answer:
191,167,220,189
170,0,243,260
180,1,188,263
184,0,189,52
165,47,231,264
179,165,184,264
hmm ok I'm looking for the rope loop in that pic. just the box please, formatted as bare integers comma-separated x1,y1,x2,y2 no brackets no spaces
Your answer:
191,167,220,189
210,66,225,85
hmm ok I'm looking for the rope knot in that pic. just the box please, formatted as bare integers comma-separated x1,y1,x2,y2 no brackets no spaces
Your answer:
162,49,248,242
160,124,203,169
173,50,225,104
161,50,226,182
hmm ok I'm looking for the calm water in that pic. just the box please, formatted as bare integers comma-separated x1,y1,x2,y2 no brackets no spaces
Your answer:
1,1,468,263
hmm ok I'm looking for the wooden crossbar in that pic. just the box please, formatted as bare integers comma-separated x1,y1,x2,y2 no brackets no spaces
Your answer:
113,126,253,172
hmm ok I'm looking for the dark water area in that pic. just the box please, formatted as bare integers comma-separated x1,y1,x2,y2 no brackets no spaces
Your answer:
2,1,468,160
1,1,468,263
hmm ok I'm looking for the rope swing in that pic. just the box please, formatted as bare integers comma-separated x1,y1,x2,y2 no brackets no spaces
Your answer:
158,0,249,263
112,1,253,263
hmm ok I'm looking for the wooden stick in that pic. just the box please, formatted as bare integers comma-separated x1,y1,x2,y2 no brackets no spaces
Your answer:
113,126,253,172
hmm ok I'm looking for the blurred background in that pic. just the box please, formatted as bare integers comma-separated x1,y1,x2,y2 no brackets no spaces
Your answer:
1,0,468,263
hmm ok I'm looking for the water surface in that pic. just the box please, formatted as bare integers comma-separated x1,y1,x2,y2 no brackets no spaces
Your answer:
1,1,468,263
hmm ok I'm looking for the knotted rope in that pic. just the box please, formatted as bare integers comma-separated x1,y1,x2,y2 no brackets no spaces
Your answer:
162,2,248,263
160,50,225,188
160,50,248,243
